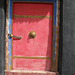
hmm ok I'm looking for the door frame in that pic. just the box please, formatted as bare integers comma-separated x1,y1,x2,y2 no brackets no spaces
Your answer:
6,0,60,72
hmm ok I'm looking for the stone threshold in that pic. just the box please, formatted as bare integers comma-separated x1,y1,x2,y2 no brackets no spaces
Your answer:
5,70,59,75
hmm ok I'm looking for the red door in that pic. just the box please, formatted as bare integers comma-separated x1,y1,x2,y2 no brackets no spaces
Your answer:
13,2,53,71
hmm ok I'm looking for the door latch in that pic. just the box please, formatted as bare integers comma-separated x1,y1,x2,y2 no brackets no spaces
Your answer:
8,34,22,39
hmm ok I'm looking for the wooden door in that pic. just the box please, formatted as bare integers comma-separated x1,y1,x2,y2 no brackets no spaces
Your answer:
6,0,59,74
12,2,53,71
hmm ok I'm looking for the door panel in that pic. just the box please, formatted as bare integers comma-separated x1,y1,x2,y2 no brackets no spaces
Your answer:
13,59,51,70
13,2,53,71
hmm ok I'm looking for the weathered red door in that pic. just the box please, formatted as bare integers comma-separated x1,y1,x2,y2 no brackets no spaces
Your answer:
12,2,53,71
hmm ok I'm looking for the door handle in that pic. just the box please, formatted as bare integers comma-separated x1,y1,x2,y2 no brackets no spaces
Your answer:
8,34,22,39
29,31,36,39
